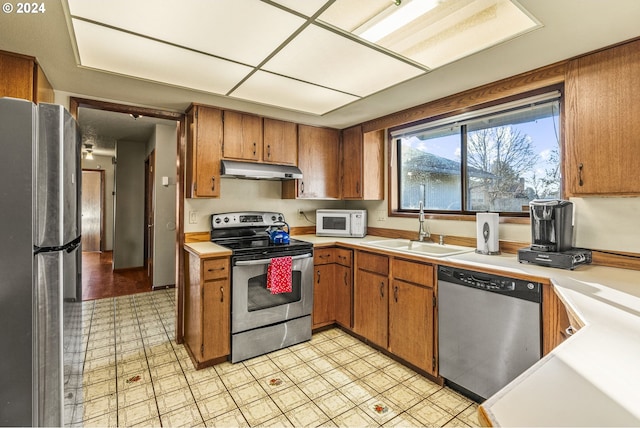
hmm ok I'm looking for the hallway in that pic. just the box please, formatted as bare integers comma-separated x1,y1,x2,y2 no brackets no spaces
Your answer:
81,251,153,301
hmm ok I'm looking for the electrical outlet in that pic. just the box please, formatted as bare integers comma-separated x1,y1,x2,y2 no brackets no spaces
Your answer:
189,211,198,224
297,209,304,219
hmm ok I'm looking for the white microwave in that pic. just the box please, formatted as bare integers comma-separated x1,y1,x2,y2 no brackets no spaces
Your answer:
316,209,367,238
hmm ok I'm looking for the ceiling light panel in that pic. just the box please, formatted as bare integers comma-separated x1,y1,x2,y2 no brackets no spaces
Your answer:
320,0,539,69
263,24,424,98
231,71,359,115
72,19,253,95
67,0,306,66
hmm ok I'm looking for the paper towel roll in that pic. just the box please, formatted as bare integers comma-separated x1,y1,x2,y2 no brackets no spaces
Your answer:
476,213,500,255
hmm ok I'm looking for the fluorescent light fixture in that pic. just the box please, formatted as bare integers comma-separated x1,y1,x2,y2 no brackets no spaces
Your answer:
356,0,440,43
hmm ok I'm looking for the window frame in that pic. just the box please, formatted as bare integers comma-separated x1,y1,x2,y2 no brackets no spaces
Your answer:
388,85,565,219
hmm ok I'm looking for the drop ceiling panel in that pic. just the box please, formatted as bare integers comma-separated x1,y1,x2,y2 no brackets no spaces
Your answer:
68,0,306,66
72,19,253,95
269,0,331,17
263,24,424,97
231,71,359,115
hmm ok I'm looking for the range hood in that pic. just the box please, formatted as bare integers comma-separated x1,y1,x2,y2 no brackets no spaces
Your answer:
220,160,303,180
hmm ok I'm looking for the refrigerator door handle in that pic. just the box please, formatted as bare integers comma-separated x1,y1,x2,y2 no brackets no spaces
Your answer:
34,236,81,255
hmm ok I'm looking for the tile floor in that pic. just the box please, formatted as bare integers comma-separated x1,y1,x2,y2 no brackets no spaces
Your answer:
71,289,480,427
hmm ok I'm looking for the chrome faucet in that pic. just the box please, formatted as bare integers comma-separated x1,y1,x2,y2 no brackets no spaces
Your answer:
417,201,430,241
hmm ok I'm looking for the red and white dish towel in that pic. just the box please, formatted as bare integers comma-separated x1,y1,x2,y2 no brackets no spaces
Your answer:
267,256,292,294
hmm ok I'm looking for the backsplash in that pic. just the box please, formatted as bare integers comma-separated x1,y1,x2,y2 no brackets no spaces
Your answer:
183,177,640,254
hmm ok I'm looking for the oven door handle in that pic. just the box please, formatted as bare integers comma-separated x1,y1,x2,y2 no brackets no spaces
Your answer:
234,253,312,266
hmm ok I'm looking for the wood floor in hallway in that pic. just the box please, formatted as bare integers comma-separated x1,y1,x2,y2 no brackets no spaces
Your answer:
81,251,153,301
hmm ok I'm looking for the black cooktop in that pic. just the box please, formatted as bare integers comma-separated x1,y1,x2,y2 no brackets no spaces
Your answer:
209,211,312,260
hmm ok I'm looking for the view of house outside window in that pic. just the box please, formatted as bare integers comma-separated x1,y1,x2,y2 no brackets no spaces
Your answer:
397,98,561,214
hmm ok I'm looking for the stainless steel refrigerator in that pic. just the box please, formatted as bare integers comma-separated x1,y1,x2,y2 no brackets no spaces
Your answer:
0,97,82,426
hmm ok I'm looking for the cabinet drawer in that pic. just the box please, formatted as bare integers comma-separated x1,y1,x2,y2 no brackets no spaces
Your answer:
335,248,352,267
314,248,334,265
357,251,388,275
202,258,229,281
392,258,433,287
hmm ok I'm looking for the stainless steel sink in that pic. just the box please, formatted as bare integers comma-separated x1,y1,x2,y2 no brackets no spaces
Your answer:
365,238,474,257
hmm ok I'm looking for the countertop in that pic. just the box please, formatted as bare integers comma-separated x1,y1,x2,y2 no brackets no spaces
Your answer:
184,235,640,426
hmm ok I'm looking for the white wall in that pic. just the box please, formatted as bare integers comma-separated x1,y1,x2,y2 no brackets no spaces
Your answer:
184,179,347,233
113,140,146,269
81,153,115,251
151,123,177,287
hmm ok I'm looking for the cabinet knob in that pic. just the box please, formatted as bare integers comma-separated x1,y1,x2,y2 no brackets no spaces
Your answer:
211,177,216,191
220,286,224,303
317,269,321,284
379,282,384,298
343,272,348,286
393,285,399,302
253,142,257,156
267,144,271,158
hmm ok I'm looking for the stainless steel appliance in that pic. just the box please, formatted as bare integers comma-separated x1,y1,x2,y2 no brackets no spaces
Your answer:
518,199,592,269
210,212,313,363
0,98,82,426
315,209,367,238
438,266,541,401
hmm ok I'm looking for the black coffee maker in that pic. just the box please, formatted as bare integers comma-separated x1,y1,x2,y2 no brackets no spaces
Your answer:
518,199,592,269
530,199,573,252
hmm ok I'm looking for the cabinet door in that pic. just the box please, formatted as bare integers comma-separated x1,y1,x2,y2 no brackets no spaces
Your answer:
565,40,640,195
389,280,434,374
354,269,388,347
294,124,340,199
334,264,352,328
342,125,364,199
202,279,230,361
223,110,263,161
0,52,34,101
313,264,335,328
187,105,222,198
263,118,297,165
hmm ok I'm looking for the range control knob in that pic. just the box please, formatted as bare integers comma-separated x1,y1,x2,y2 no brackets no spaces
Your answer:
214,217,221,224
223,217,229,223
271,215,277,221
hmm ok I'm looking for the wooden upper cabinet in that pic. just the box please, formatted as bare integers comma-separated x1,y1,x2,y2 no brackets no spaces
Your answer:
565,39,640,196
222,110,263,162
341,125,384,200
263,118,297,165
186,104,222,198
0,50,53,103
283,124,340,199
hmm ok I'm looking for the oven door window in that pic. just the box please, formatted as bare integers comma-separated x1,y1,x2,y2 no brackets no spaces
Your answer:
248,271,302,311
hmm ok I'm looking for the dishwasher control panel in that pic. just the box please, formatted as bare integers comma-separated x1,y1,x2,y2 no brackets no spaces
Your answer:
438,266,541,303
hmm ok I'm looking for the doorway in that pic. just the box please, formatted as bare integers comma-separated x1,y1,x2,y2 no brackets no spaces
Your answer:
81,169,105,252
71,97,183,302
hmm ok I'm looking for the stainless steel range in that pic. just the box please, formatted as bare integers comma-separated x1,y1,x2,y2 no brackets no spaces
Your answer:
210,212,313,363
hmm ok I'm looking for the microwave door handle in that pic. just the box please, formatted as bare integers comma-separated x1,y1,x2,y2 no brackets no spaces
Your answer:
235,253,312,266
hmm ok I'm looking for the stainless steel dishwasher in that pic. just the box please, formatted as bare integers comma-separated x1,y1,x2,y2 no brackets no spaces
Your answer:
438,266,541,401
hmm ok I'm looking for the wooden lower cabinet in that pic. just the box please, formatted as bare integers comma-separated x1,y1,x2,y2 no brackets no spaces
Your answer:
354,251,389,348
334,263,352,328
389,280,435,374
313,247,353,329
184,250,230,368
542,282,582,355
313,263,335,328
354,250,437,375
354,268,388,347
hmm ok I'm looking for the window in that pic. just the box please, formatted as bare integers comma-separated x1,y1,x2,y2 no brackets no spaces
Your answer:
393,91,561,215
